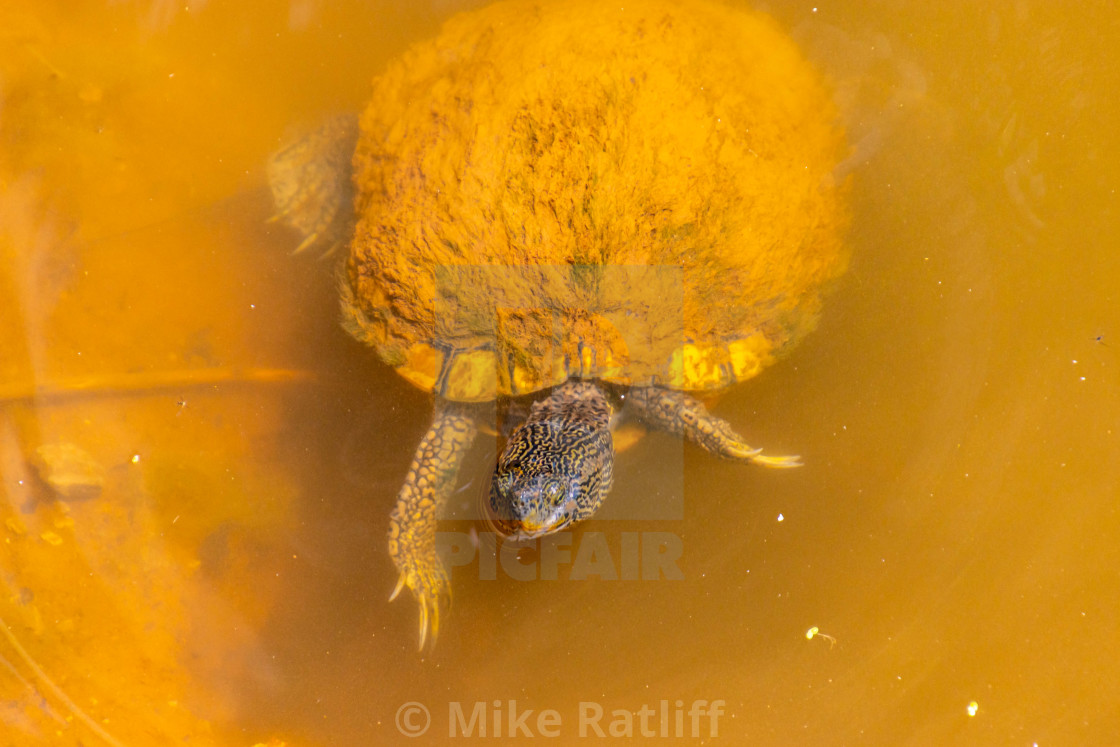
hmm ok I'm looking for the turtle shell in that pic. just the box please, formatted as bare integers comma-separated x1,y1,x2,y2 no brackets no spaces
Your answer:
342,0,849,402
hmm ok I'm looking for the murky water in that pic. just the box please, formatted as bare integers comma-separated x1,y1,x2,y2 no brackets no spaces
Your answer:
2,1,1118,745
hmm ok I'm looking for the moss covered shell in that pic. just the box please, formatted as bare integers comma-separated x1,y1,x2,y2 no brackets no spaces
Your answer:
344,0,849,402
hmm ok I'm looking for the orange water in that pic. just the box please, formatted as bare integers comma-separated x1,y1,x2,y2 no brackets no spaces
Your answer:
1,1,1118,745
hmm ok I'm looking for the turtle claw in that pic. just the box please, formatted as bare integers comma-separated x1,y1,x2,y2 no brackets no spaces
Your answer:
748,453,803,469
292,231,321,255
389,561,451,652
721,444,764,460
389,571,407,602
720,442,801,468
318,239,343,260
418,595,442,652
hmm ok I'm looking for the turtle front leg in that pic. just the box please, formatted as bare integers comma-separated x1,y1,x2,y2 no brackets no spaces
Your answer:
626,387,801,468
388,405,478,651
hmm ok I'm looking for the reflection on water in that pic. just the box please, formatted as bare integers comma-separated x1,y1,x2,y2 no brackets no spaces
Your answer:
1,1,1118,744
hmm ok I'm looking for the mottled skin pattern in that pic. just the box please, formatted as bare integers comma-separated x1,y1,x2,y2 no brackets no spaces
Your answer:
489,382,615,539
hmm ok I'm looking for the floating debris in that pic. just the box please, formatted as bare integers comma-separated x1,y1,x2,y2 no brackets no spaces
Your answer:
39,531,64,546
29,443,105,501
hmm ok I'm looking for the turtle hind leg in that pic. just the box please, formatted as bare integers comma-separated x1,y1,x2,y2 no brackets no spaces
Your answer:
266,113,359,255
388,404,478,651
626,387,801,468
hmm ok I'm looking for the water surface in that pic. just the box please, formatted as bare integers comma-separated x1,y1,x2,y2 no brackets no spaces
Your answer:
1,1,1118,744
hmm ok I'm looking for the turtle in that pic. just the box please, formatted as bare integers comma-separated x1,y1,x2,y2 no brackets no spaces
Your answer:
267,0,849,650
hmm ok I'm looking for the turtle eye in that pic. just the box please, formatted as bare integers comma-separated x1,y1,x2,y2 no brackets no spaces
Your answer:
543,479,564,505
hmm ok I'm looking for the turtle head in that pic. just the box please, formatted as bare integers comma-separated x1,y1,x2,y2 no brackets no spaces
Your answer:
488,417,614,541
